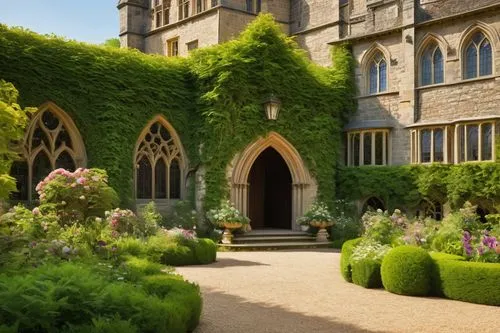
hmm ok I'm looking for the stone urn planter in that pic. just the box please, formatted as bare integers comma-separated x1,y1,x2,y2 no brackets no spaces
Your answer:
220,222,243,244
309,220,334,242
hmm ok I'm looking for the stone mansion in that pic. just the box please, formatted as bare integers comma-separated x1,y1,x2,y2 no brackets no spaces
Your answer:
119,0,500,170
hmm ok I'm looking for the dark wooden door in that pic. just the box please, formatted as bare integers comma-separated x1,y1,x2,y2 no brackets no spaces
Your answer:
248,147,292,229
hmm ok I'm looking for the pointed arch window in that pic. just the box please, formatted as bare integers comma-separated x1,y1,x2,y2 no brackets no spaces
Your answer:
463,32,492,79
368,51,387,94
9,103,86,203
135,120,184,200
421,43,444,86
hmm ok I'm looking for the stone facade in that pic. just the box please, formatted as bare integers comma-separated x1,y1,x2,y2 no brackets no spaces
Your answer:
118,0,500,213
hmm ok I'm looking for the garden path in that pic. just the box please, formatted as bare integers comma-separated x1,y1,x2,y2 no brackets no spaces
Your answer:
176,249,500,333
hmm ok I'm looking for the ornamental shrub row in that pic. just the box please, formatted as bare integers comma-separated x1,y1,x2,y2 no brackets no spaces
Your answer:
351,258,382,288
340,237,362,282
430,253,500,306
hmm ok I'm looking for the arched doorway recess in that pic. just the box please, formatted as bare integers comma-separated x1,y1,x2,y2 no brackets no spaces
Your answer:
229,132,316,231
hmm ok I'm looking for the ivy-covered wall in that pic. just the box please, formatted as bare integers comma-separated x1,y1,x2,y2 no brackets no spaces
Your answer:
0,15,356,210
337,163,500,213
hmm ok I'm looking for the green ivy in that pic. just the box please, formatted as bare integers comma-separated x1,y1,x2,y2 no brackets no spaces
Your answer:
337,163,500,212
0,15,356,210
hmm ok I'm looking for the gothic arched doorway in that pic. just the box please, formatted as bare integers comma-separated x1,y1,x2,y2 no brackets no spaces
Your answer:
248,147,292,229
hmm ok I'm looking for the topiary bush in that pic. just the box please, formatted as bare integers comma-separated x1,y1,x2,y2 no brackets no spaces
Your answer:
340,237,362,282
381,246,433,296
430,253,500,305
351,258,382,288
194,238,217,264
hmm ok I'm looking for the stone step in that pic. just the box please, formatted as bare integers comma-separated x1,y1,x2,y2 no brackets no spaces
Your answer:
237,230,310,237
218,241,332,251
232,235,316,243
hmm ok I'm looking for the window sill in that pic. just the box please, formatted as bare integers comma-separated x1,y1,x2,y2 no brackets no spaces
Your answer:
417,75,498,91
357,91,399,99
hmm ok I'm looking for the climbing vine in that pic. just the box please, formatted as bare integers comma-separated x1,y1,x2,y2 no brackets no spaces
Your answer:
0,15,356,210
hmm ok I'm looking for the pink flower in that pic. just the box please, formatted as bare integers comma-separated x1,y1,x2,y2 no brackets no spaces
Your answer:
76,177,86,185
32,207,40,215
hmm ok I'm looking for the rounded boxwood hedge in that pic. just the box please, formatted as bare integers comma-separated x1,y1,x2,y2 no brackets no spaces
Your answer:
194,238,217,264
351,258,383,288
381,246,433,296
340,237,362,282
430,253,500,306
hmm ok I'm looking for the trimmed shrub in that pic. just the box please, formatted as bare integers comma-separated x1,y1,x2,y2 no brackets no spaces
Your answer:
340,237,362,282
122,256,163,281
431,254,500,305
142,274,202,331
115,237,147,257
351,258,382,288
161,243,197,266
381,246,433,296
194,238,217,264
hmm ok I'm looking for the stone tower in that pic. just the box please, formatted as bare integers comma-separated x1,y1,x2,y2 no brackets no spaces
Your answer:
118,0,150,51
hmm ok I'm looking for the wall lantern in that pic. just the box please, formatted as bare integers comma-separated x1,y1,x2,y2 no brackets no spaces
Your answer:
263,94,281,120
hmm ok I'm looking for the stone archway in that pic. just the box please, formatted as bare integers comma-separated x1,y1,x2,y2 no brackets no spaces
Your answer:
229,132,317,231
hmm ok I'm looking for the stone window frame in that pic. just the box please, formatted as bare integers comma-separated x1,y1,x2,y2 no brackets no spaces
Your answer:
187,39,198,52
195,0,207,14
458,23,498,81
166,37,179,57
152,0,171,28
420,43,444,86
178,0,190,20
134,115,188,201
360,43,391,96
454,121,496,163
346,129,390,166
416,33,449,87
410,126,450,164
10,102,87,203
246,0,261,14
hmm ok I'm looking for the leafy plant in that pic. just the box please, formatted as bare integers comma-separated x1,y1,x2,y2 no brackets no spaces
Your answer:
206,200,250,227
296,201,335,226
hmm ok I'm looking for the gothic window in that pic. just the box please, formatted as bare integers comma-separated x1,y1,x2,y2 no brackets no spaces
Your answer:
411,127,447,164
456,122,495,162
135,119,185,200
417,200,443,221
9,102,86,203
368,51,387,94
362,197,385,213
421,43,444,86
463,31,492,79
347,130,389,166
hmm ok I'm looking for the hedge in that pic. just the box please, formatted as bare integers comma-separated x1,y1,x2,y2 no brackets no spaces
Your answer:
430,253,500,306
381,246,433,296
0,262,201,332
194,238,217,264
340,237,362,282
351,258,382,288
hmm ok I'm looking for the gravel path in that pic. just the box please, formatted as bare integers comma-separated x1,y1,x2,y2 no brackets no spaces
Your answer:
176,249,500,333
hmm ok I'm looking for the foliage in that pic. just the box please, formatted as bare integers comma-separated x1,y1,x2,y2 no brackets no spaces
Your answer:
206,200,250,226
162,200,197,229
138,202,161,236
430,253,500,306
106,208,139,238
462,230,499,263
350,240,391,264
296,201,334,226
122,255,163,281
337,163,500,213
193,238,217,264
381,246,433,296
401,218,440,249
361,209,407,245
340,237,362,282
0,14,356,209
0,80,34,200
351,258,383,289
37,168,118,224
0,261,202,332
102,38,120,48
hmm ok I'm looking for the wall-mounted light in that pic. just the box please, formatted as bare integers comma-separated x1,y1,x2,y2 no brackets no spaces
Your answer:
263,94,281,120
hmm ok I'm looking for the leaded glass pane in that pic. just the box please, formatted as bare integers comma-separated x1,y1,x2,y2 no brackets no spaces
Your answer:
420,130,431,163
467,125,479,161
379,60,387,92
479,40,492,76
433,48,444,84
137,157,152,199
10,161,29,201
363,133,372,165
155,158,167,199
481,123,492,160
458,125,465,162
433,129,444,162
55,151,76,171
421,49,432,86
375,132,383,165
169,159,181,199
352,133,360,166
465,43,477,79
369,62,378,94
